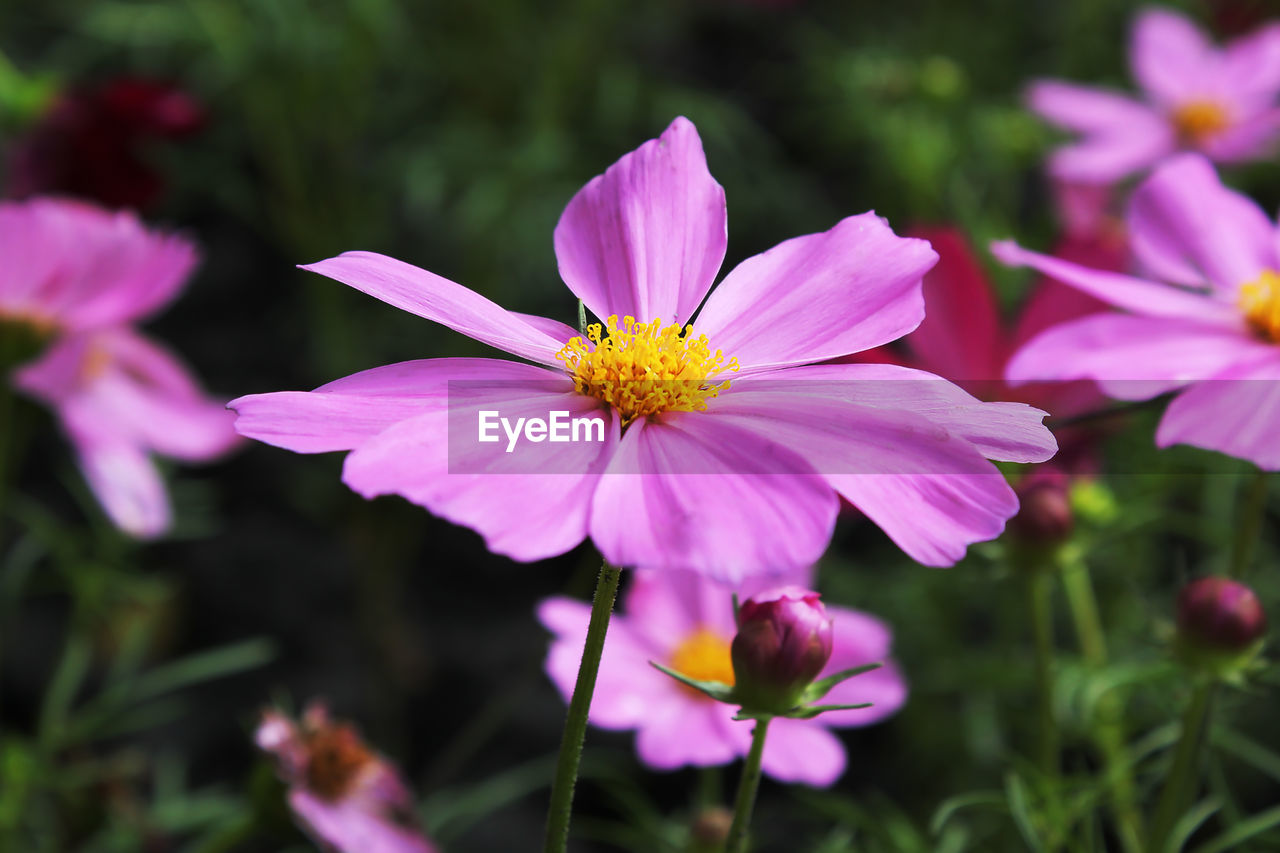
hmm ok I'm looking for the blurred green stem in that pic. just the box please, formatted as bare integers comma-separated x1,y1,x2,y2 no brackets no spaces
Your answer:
725,716,771,853
544,559,621,853
1027,569,1058,781
1061,559,1143,853
1229,470,1267,579
1148,683,1215,853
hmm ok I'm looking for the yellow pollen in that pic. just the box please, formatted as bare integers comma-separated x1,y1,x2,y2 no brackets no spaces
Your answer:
1172,100,1230,145
1239,270,1280,342
669,628,735,698
555,314,739,425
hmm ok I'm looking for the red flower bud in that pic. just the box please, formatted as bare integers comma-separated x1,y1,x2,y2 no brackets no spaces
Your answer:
1177,577,1267,653
730,587,833,713
1010,469,1074,545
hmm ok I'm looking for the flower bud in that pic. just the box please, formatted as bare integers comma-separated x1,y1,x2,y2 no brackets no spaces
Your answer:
730,587,833,714
1177,577,1267,653
1010,469,1074,545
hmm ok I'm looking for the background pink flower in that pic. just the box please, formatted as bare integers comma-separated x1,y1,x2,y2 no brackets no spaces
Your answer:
998,153,1280,469
231,117,1057,578
1029,7,1280,185
538,566,907,787
257,703,438,853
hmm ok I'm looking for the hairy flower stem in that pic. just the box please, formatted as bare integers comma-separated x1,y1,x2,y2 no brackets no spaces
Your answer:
1229,469,1268,579
1148,683,1216,853
544,559,622,853
726,716,772,853
1061,559,1143,853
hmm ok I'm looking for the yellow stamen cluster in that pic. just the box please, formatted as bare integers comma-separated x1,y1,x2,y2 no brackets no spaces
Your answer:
556,314,739,425
1239,269,1280,342
1172,100,1230,145
669,628,735,697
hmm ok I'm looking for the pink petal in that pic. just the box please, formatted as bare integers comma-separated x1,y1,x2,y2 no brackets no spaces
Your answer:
1130,8,1215,106
635,698,741,769
815,605,908,727
1045,122,1175,184
74,437,170,538
1011,237,1119,349
1156,354,1280,469
737,364,1057,464
758,719,847,787
289,791,437,853
991,240,1241,324
1219,23,1280,106
537,597,671,729
701,388,1024,565
900,227,1006,390
341,384,618,562
1128,154,1276,293
623,569,737,651
1006,313,1272,401
553,116,726,326
1202,107,1280,161
1027,80,1163,132
301,252,571,366
589,415,837,582
693,213,936,372
74,329,238,461
230,358,552,453
835,472,1017,567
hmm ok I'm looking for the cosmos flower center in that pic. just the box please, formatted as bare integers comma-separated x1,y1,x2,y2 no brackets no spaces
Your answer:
669,627,735,697
556,314,739,425
1172,100,1230,145
1239,269,1280,342
303,723,374,801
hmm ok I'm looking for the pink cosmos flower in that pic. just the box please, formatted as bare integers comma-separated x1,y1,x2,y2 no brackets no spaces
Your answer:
996,153,1280,470
1,198,238,536
230,117,1057,578
538,567,907,787
1029,7,1280,184
256,703,437,853
858,226,1113,474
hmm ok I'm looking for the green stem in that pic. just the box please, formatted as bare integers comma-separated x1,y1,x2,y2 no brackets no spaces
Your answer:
1148,683,1215,853
543,560,622,853
1061,559,1143,853
1228,470,1268,579
725,716,772,853
1027,569,1059,781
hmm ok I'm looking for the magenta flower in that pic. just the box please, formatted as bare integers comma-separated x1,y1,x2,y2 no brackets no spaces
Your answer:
539,567,906,786
1,198,238,536
256,703,437,853
1029,7,1280,184
231,117,1057,577
997,153,1280,470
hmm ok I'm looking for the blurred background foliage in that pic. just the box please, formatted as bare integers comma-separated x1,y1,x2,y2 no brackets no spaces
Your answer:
2,0,1279,850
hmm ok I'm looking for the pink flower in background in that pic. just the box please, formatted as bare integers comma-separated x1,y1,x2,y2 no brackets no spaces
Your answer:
256,703,437,853
857,227,1114,474
231,117,1057,578
14,328,239,537
7,77,205,211
538,567,907,786
1029,7,1280,185
0,198,238,536
997,153,1280,469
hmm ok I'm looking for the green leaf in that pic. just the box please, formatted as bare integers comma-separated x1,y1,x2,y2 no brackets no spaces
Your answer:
648,661,734,703
1164,798,1220,853
800,663,883,703
1191,805,1280,853
1004,772,1046,853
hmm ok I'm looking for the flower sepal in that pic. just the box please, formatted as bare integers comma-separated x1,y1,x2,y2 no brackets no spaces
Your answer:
650,658,883,720
648,660,736,703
